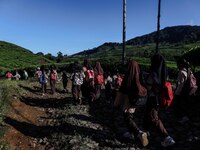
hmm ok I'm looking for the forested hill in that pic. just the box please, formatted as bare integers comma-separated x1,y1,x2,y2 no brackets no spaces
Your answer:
126,25,200,45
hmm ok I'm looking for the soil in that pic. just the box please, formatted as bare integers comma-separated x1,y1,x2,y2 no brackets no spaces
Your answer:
1,81,71,150
1,80,200,150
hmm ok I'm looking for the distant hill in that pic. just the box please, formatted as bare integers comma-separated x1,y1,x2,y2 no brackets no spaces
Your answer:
1,25,200,75
126,25,200,45
71,25,200,65
0,41,52,74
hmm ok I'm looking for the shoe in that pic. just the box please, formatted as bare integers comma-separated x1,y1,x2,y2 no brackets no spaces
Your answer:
123,132,134,140
138,131,149,147
161,136,175,147
178,116,190,124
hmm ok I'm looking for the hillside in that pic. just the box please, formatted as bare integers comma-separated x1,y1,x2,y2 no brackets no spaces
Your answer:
126,25,200,45
71,25,200,66
0,41,52,75
1,25,200,75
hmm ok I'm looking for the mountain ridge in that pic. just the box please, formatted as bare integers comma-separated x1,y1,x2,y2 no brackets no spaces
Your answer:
72,25,200,56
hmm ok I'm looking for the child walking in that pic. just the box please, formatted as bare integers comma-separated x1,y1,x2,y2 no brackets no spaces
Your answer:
71,61,85,105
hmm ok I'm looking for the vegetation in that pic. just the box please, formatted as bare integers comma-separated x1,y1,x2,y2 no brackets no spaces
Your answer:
0,80,20,150
0,41,53,76
1,25,200,76
0,80,19,125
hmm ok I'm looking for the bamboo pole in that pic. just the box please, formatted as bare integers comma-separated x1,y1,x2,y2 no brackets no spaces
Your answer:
122,0,126,64
156,0,161,53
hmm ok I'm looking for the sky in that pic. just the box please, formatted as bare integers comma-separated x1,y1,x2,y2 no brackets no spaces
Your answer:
0,0,200,56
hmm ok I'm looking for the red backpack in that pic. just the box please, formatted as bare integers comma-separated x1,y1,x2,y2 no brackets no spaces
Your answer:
51,70,57,80
160,81,174,109
7,72,12,78
87,70,94,80
95,74,104,85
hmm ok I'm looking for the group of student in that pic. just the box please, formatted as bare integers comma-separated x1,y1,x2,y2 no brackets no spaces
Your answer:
35,66,59,95
5,54,197,147
70,59,105,105
114,53,198,147
6,70,28,80
68,54,197,147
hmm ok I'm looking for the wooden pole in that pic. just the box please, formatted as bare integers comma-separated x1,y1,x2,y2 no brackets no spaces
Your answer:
122,0,126,64
156,0,161,53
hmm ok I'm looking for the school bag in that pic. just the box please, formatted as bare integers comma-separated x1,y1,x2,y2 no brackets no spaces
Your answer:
40,73,47,84
87,70,94,79
95,74,104,85
7,72,12,78
51,70,57,80
160,81,174,109
72,72,83,85
117,76,123,88
182,69,198,96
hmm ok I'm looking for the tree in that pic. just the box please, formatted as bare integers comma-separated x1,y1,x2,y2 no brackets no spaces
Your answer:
56,51,63,63
183,46,200,70
36,52,44,56
45,53,55,61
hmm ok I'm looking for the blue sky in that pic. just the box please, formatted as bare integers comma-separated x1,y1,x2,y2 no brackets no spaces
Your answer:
0,0,200,56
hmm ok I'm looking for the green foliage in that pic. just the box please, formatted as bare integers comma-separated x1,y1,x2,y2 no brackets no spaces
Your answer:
183,46,200,67
0,41,53,76
0,80,18,133
1,26,200,77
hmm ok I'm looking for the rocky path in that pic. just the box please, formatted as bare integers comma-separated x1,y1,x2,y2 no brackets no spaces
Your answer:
1,81,200,150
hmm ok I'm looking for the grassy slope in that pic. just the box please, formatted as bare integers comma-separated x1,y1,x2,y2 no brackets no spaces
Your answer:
71,42,200,69
0,41,53,74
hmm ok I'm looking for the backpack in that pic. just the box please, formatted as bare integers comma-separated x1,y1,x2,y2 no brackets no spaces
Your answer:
40,73,47,84
117,76,123,88
182,69,198,95
87,70,94,79
160,81,174,109
72,72,83,85
95,74,104,85
51,70,57,80
7,72,12,78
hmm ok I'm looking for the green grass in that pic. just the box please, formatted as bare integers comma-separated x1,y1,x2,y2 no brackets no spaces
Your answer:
0,80,19,149
0,80,19,124
0,41,53,75
1,39,200,76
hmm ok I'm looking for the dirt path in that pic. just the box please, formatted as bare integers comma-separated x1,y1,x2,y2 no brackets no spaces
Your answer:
1,82,71,150
1,81,200,149
3,96,46,150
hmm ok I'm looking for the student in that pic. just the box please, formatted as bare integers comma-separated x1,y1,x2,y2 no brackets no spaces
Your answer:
6,71,13,80
104,71,113,103
93,61,104,101
40,66,48,95
14,71,21,80
82,59,95,102
81,59,91,99
61,67,69,92
144,53,175,147
23,70,28,80
35,67,42,82
71,61,85,105
173,58,196,123
49,66,57,94
114,60,149,147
